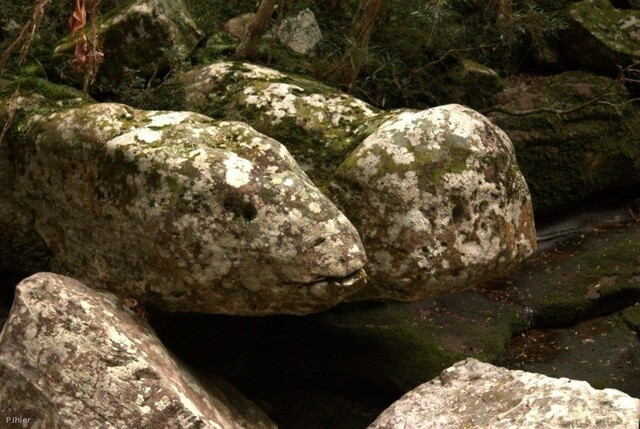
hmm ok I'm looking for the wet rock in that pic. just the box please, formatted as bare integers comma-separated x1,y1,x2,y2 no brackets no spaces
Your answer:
53,0,203,93
2,80,367,315
368,358,640,429
276,9,322,55
164,61,380,182
333,104,535,301
563,0,640,75
489,71,640,215
0,273,276,428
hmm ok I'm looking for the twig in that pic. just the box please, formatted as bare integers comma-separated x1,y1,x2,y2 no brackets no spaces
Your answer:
0,0,52,76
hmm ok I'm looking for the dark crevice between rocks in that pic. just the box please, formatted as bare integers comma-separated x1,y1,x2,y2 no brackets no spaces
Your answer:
150,308,410,429
0,272,26,331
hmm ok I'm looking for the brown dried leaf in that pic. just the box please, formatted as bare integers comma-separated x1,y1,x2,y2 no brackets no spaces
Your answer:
69,0,86,35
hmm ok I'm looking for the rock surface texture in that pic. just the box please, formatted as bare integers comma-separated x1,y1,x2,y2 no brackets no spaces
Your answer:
171,62,381,182
333,104,536,301
563,0,640,74
3,82,366,315
0,273,276,428
368,358,640,429
276,8,322,55
489,71,640,215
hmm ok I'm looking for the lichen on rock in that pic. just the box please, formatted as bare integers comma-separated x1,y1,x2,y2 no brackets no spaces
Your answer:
0,272,277,428
563,0,640,74
168,61,380,182
368,358,640,429
3,83,367,315
332,104,536,301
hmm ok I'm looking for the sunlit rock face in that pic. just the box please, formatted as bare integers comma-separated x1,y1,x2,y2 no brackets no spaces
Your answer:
0,273,277,428
4,92,366,315
368,358,640,429
332,104,536,301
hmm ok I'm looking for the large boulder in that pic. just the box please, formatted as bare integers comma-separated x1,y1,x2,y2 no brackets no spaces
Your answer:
160,62,381,182
53,0,203,95
369,358,640,429
0,273,276,428
562,0,640,74
332,104,536,301
489,71,640,215
2,79,366,315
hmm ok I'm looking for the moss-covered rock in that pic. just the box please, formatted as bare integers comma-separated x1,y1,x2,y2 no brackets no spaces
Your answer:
332,104,536,302
562,0,640,74
622,305,640,332
2,81,367,315
0,78,89,276
152,291,528,409
489,71,640,215
160,61,381,183
52,0,203,98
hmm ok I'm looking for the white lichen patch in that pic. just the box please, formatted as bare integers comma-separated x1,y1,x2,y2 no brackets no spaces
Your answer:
148,111,194,128
177,61,380,180
223,154,253,188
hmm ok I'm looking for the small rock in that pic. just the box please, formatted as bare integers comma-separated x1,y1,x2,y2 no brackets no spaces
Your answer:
276,9,322,55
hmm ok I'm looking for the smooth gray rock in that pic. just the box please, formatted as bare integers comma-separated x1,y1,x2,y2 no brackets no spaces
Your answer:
0,273,277,429
369,358,640,429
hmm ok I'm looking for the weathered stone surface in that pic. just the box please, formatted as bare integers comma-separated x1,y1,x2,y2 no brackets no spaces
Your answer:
332,104,535,301
276,8,322,55
53,0,203,91
369,358,640,429
0,273,276,428
167,61,381,182
563,0,640,74
0,79,88,275
489,71,640,215
3,82,367,315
